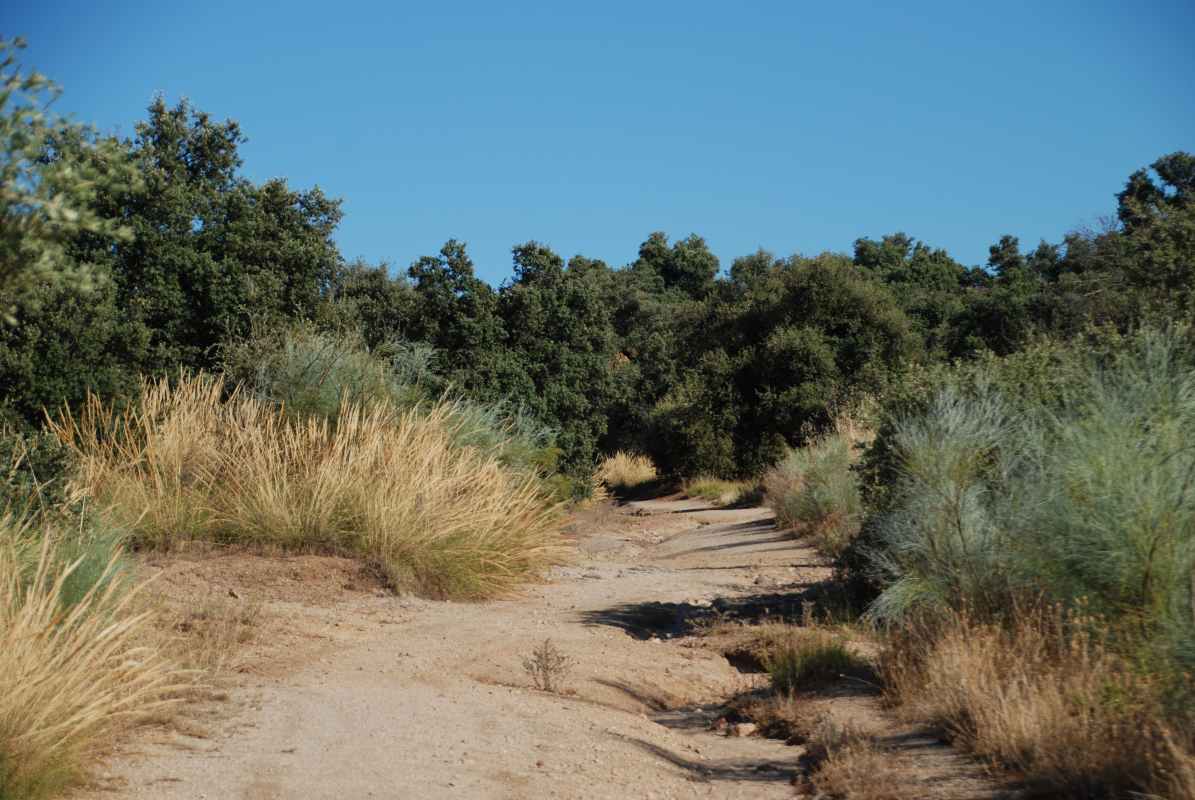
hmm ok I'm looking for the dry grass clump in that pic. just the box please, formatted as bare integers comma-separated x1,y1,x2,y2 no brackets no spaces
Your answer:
762,427,865,557
768,627,870,694
595,451,657,490
52,374,567,599
810,737,908,800
0,535,185,800
683,476,758,506
167,590,264,674
881,608,1195,799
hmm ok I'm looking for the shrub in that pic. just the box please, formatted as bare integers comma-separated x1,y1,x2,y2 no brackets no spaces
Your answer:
522,638,574,693
0,429,75,519
220,323,436,422
52,374,567,599
763,431,863,557
222,324,561,482
595,451,657,490
0,532,182,799
863,329,1195,672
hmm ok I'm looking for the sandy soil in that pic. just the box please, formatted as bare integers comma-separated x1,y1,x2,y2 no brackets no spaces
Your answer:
75,498,1009,800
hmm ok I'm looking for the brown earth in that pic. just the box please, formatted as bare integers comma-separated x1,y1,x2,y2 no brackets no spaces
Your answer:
75,498,1013,800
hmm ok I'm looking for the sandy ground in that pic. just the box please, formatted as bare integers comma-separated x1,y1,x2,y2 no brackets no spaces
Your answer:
75,498,1010,800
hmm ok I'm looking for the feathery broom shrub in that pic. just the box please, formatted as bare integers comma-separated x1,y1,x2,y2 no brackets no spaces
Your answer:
763,431,863,557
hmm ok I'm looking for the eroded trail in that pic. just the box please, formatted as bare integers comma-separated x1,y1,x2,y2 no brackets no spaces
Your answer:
83,500,833,799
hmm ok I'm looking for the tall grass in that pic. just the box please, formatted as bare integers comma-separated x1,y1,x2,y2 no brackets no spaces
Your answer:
881,608,1194,799
763,431,863,557
0,532,183,800
682,476,757,506
595,451,657,490
52,374,566,599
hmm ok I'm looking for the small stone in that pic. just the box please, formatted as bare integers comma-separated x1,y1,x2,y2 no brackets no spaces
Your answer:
730,722,757,737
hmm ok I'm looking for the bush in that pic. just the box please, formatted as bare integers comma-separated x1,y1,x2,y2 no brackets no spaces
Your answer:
220,323,436,422
0,531,183,800
863,328,1195,674
0,429,75,519
221,324,561,482
53,374,567,599
763,432,863,557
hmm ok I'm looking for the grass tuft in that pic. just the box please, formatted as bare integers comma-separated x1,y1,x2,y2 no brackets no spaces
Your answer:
767,628,869,694
880,607,1195,799
683,476,758,506
595,451,658,490
52,373,567,599
0,531,185,800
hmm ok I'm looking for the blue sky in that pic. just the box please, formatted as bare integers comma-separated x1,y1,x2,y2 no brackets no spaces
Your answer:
10,0,1194,284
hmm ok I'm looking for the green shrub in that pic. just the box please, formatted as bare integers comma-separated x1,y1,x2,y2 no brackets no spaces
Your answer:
221,323,562,482
764,433,862,557
0,429,75,518
220,323,435,422
862,328,1195,675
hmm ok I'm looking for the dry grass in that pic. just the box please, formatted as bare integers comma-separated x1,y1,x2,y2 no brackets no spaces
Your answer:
52,374,568,600
595,451,657,490
683,476,758,506
768,627,870,694
811,737,909,800
0,536,186,800
881,608,1195,798
166,590,264,674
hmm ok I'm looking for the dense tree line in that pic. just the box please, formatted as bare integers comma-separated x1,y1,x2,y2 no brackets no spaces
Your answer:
4,40,1193,484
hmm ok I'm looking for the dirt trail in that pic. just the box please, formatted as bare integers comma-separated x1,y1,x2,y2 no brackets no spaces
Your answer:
78,499,824,799
79,499,1006,800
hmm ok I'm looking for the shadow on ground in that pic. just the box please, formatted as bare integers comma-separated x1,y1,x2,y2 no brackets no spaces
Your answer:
609,733,800,785
578,587,831,640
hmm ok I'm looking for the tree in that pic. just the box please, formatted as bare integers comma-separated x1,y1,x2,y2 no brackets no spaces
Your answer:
499,243,619,475
0,38,136,323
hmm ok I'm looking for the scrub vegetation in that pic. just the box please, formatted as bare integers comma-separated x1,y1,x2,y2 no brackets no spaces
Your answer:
4,31,1195,797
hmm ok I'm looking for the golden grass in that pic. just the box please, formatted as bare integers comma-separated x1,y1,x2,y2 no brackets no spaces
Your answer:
0,535,185,799
594,451,657,490
811,738,909,800
683,476,757,506
52,374,567,599
881,608,1195,798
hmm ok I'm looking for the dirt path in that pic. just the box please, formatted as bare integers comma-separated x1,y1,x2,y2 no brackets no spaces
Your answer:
82,498,832,799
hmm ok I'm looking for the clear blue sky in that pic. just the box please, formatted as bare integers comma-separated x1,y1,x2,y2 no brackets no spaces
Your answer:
10,0,1194,284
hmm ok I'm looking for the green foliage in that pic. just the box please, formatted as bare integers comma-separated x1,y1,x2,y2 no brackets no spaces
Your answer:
645,252,915,477
0,429,74,517
861,329,1195,674
0,38,138,323
221,323,435,422
498,242,620,477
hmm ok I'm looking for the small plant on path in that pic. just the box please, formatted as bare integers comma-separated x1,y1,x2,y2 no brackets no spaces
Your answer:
522,638,574,693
